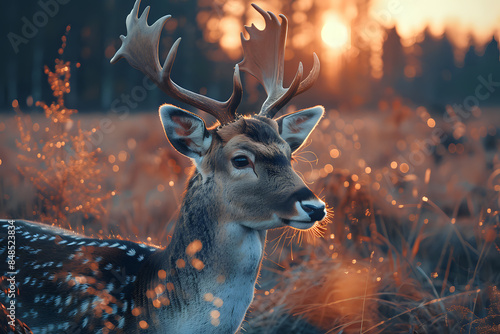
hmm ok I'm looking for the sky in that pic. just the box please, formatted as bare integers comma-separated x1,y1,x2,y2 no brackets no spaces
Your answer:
372,0,500,48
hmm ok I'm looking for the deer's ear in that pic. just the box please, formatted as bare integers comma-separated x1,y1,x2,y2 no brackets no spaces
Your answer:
159,104,212,159
276,106,324,153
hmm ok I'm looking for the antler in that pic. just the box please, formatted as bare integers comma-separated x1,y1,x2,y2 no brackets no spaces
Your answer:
238,4,320,119
111,0,242,124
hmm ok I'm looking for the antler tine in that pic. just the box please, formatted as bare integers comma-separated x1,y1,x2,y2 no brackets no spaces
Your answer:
238,4,320,119
161,38,243,124
110,0,167,79
297,52,320,95
111,0,242,124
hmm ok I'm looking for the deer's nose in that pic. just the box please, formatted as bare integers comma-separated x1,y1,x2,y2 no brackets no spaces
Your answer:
300,202,326,222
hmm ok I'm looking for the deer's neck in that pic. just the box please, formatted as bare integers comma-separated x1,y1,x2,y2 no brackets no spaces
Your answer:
135,173,266,333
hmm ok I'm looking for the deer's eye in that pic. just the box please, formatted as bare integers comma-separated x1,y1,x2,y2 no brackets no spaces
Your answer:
231,155,251,169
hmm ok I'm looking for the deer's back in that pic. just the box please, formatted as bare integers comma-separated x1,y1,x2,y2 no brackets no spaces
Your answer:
0,220,157,333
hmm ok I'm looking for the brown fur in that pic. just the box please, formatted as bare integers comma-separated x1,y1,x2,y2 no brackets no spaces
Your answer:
199,116,308,223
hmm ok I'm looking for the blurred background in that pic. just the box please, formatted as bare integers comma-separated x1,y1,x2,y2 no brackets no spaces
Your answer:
2,0,500,112
1,0,500,333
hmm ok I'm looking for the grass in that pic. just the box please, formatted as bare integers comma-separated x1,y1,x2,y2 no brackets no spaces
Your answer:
241,105,500,333
0,38,499,333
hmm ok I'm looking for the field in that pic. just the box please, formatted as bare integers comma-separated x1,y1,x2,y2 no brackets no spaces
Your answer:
1,94,499,332
2,0,500,331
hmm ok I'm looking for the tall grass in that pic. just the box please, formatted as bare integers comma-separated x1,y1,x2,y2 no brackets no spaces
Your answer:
0,34,498,333
244,105,500,333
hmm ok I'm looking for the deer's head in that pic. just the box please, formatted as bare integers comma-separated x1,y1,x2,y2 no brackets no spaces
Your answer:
112,1,326,230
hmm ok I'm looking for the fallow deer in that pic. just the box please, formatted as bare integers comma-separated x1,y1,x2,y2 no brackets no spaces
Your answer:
0,1,326,333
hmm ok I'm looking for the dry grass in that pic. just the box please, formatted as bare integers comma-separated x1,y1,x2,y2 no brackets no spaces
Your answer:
0,40,499,333
243,103,500,333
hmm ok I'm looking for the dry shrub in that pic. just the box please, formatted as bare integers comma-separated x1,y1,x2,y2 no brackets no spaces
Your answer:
14,27,114,228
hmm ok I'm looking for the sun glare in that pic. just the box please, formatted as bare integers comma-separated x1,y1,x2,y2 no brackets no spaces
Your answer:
321,16,349,49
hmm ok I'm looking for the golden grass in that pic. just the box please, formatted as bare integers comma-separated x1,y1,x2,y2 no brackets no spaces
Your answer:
0,33,499,334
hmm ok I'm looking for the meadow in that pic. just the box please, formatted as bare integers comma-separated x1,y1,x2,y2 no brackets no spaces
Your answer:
1,69,499,333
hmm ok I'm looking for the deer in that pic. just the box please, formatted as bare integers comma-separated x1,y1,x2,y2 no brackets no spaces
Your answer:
0,1,326,333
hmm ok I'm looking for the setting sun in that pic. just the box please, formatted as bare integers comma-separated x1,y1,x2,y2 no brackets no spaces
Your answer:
321,16,349,49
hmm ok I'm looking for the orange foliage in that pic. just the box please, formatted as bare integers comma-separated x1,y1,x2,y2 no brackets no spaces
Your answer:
15,27,113,226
